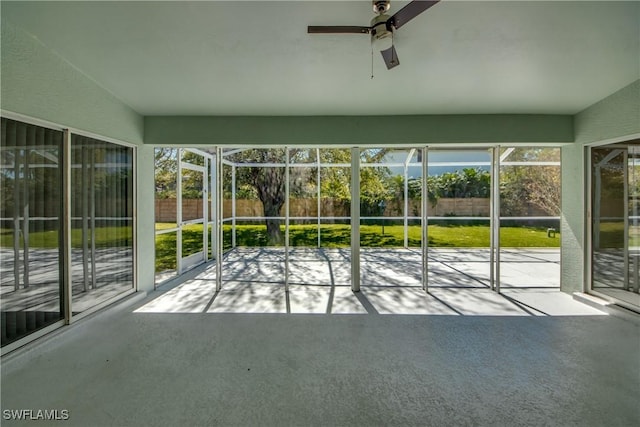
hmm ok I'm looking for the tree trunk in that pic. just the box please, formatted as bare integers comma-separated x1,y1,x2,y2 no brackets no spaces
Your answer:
250,164,286,246
263,199,283,245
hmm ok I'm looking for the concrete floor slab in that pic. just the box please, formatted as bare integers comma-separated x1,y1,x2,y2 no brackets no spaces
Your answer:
135,283,216,313
288,285,367,314
501,289,608,316
207,282,287,313
428,261,490,288
1,306,637,427
427,249,492,262
325,286,369,314
287,284,332,314
499,248,560,263
139,248,602,317
7,245,630,426
499,262,560,287
288,260,337,286
361,262,422,287
427,288,530,316
359,287,457,315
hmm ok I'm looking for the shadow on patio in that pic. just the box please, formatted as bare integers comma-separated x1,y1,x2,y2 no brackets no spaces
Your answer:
138,248,605,317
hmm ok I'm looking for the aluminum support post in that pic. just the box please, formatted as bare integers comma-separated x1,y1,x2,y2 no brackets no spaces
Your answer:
422,147,429,292
351,148,360,292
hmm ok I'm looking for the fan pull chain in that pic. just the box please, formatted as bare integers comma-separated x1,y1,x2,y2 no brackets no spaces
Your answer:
371,45,374,79
392,30,396,64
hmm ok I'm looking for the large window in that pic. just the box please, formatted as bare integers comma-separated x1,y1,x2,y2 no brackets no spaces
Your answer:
1,117,135,351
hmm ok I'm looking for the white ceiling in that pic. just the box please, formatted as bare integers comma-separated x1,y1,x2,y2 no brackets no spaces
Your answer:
2,1,639,116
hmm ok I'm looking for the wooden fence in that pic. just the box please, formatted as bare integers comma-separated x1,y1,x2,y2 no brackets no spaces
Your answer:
155,198,503,222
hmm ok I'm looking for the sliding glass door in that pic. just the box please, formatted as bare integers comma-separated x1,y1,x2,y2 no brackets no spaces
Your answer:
590,142,640,309
1,118,64,346
70,135,134,314
1,117,135,351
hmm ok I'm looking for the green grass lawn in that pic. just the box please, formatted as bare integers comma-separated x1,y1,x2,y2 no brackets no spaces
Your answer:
154,223,559,271
0,226,132,249
2,222,562,272
595,221,626,248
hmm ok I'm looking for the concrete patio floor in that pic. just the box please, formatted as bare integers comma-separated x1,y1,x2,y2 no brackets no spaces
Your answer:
2,297,638,426
142,248,582,316
2,248,638,427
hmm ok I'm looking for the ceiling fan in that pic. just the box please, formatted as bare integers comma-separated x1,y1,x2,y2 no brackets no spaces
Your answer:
308,0,440,70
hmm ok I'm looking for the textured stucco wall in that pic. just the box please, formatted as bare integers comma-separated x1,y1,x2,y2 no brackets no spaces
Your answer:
561,79,640,294
574,80,640,145
1,20,155,291
0,20,144,144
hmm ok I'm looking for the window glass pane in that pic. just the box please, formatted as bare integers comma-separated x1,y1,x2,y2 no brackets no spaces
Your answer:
70,135,134,314
1,118,64,347
591,143,640,308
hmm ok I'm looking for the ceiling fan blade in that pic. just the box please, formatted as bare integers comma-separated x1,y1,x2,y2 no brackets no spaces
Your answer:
308,26,371,34
380,45,400,70
388,0,440,30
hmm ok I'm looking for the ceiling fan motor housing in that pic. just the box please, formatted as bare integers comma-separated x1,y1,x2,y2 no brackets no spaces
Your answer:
372,0,391,14
370,13,394,52
370,14,393,41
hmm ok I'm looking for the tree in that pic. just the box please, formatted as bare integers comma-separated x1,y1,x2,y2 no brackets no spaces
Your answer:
388,176,439,216
360,166,391,216
154,148,206,199
500,148,561,216
431,168,490,198
226,148,398,244
154,148,177,199
227,149,292,245
318,149,351,209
